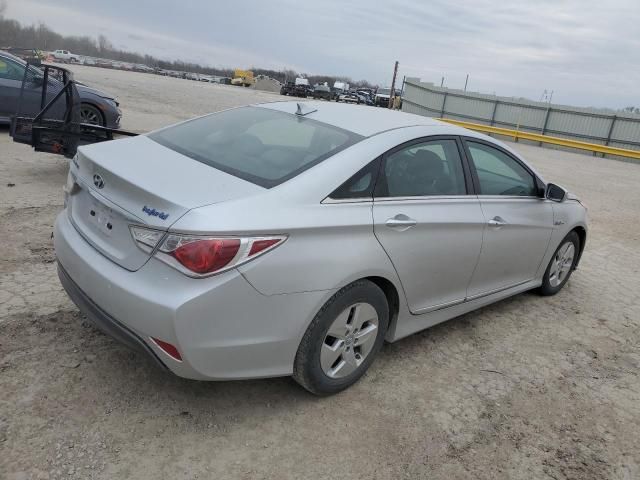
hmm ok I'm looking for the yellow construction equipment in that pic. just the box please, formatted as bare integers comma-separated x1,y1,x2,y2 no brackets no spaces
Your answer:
231,69,255,87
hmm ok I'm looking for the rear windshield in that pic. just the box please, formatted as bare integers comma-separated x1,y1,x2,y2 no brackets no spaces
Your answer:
149,106,361,188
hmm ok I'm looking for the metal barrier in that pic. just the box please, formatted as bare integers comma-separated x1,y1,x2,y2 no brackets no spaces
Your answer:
439,118,640,160
401,80,640,158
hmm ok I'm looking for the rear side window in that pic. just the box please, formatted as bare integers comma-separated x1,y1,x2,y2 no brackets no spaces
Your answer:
149,106,361,188
330,158,380,200
378,139,467,197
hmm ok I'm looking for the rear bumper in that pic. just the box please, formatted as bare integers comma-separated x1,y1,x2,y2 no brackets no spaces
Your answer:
54,210,331,380
58,263,168,371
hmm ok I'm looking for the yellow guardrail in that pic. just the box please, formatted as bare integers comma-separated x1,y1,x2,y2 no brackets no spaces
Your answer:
438,118,640,160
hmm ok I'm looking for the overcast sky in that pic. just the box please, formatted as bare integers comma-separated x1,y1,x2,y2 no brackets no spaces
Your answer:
5,0,639,108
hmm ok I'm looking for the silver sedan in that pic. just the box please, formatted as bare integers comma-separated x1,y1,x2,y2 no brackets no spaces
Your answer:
55,101,587,395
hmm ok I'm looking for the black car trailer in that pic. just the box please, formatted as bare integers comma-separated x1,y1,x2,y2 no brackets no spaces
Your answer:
10,63,136,158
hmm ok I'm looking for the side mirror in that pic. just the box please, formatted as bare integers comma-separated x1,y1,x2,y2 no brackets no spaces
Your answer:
545,183,567,202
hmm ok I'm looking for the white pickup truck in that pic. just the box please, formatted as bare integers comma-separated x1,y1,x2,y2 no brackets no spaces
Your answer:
51,49,79,63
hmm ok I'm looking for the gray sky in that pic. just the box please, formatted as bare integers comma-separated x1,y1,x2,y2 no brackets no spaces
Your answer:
6,0,639,108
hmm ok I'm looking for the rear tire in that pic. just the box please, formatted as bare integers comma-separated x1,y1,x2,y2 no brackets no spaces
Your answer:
539,231,580,296
293,280,388,395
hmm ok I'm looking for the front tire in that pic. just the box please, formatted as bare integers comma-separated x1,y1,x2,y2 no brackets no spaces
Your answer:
293,280,388,395
80,103,105,126
539,231,580,296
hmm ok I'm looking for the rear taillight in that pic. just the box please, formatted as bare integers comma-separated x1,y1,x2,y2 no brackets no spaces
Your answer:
130,228,286,277
171,238,240,274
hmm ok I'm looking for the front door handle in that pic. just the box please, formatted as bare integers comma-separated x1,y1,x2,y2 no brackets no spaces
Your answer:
488,216,507,227
386,214,417,231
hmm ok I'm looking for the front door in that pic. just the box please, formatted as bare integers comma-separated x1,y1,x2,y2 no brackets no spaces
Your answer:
463,139,553,298
0,56,25,120
373,137,484,313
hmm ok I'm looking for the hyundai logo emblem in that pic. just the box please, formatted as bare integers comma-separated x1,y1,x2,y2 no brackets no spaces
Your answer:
93,174,105,189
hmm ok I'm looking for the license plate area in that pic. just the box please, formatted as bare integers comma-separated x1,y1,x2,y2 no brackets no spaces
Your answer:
67,183,155,270
90,200,114,237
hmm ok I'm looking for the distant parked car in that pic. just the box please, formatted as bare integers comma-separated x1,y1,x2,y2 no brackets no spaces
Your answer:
133,64,154,73
0,50,121,128
374,88,393,107
355,92,374,106
280,81,312,98
52,49,80,63
338,92,360,104
312,84,332,100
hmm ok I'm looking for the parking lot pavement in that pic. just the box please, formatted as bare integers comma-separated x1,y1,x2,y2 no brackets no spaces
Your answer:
1,65,639,480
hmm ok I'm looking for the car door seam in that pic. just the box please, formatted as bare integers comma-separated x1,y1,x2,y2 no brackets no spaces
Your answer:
370,199,413,314
464,195,487,301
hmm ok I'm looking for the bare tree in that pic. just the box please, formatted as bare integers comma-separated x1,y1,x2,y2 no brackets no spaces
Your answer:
0,0,7,17
98,34,112,53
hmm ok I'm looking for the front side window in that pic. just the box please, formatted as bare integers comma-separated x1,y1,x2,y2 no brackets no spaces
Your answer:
466,142,537,196
379,139,467,197
149,106,361,188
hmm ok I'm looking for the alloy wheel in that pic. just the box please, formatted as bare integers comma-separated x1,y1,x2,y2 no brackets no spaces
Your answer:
321,302,379,379
80,106,102,125
549,241,575,287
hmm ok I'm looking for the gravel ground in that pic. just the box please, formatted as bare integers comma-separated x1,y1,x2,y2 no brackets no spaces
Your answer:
1,65,639,480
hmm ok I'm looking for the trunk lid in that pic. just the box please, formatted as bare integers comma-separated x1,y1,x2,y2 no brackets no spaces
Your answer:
68,135,264,270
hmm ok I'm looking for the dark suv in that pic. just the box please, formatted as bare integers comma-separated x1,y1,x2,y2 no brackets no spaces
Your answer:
0,51,121,128
312,84,332,100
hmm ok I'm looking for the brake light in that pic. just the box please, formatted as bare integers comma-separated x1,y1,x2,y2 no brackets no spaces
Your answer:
172,238,240,274
134,232,287,277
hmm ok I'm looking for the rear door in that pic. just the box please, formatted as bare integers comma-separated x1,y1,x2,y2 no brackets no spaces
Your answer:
463,138,553,298
372,137,484,313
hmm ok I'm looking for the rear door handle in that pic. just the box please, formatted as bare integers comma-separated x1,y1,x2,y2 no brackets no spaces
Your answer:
488,216,507,227
386,214,417,231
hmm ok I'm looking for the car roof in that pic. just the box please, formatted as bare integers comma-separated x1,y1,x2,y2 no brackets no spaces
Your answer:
0,51,24,63
257,101,443,137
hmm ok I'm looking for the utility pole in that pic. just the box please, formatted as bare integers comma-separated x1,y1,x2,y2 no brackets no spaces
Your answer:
440,76,444,87
464,74,469,92
388,60,399,109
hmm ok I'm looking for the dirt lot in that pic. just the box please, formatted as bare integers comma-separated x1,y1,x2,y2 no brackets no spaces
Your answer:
1,65,639,480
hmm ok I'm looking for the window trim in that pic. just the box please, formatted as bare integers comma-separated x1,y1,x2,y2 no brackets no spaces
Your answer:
460,137,545,198
373,135,474,200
